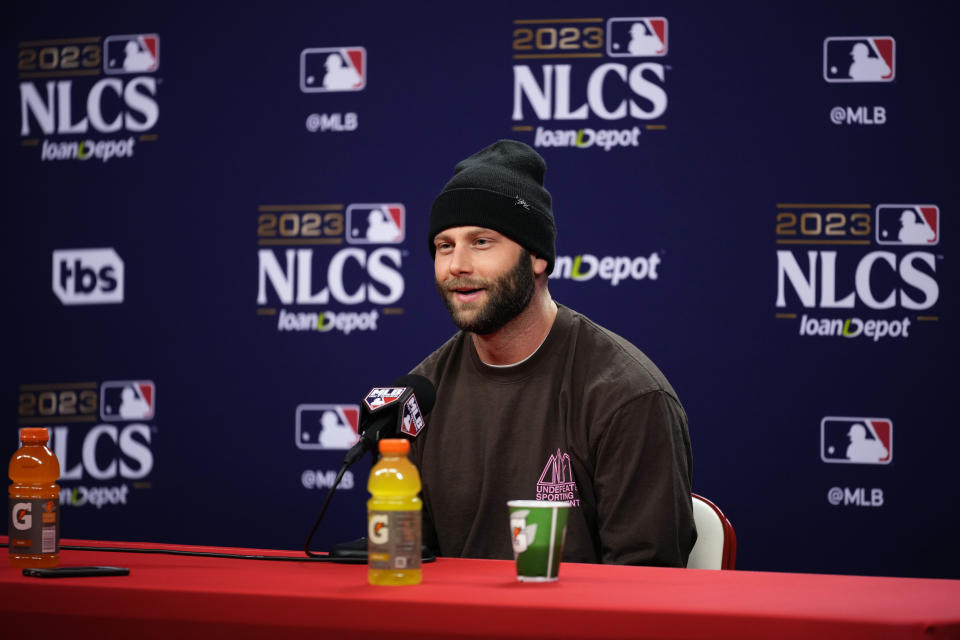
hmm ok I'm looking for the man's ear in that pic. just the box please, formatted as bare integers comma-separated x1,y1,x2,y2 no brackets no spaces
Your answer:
531,254,549,276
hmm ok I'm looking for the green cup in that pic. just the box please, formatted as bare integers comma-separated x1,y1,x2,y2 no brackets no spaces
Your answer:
507,500,571,582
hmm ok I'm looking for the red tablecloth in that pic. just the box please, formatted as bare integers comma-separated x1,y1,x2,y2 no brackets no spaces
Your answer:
1,538,958,639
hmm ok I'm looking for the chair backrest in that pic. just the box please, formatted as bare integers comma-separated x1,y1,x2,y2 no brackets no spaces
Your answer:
686,493,737,570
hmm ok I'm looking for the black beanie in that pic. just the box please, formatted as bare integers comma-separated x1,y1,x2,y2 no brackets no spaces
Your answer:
429,140,556,272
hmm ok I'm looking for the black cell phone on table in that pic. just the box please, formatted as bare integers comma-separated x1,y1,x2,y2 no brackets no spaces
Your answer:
23,566,130,578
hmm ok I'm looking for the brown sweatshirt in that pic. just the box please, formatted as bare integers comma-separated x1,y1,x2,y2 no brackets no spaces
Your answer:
410,304,696,566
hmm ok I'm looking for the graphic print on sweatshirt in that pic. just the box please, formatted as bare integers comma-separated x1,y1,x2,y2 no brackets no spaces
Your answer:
536,448,581,506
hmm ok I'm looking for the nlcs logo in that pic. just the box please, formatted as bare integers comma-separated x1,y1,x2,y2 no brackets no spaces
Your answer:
300,47,366,92
821,417,893,464
823,37,895,83
49,424,154,481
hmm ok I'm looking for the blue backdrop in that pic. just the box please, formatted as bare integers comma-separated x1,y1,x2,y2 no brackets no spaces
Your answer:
4,1,957,578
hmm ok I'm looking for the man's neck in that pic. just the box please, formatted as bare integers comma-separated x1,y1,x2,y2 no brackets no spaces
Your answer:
471,289,558,366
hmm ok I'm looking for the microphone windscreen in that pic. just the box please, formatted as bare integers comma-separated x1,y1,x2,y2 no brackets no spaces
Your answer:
391,373,436,415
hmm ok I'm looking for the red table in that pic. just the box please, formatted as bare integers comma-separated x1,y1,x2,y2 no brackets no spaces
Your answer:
1,538,958,639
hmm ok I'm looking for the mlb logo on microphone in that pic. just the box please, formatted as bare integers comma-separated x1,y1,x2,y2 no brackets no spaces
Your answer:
300,47,366,93
400,395,425,437
364,387,405,410
823,37,895,82
296,404,360,450
346,204,405,245
821,416,892,465
103,34,160,74
100,381,155,421
875,205,939,246
606,17,668,57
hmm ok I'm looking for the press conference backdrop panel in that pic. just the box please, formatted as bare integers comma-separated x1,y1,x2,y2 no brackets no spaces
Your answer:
3,2,956,578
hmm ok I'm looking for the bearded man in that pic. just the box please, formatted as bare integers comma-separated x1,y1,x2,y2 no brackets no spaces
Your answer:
410,140,695,566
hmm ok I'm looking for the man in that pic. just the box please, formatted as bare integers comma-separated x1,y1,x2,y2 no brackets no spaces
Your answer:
410,140,695,566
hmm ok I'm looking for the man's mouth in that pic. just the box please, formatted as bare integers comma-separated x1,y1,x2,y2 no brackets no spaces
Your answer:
451,286,484,302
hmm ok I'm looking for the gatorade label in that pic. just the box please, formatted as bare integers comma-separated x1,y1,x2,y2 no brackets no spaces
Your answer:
367,510,421,570
8,498,60,555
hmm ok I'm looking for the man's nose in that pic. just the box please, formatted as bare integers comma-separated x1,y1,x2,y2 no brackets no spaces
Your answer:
448,244,472,275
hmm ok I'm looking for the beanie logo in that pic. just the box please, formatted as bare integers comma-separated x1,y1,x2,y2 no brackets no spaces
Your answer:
514,196,531,211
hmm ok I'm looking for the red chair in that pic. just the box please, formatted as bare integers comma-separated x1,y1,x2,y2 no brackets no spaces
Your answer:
687,493,737,569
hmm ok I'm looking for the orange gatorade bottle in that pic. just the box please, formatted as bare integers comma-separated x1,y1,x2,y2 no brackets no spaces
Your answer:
367,438,421,585
8,428,61,567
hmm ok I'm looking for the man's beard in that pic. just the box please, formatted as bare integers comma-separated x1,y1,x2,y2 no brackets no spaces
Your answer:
436,249,536,335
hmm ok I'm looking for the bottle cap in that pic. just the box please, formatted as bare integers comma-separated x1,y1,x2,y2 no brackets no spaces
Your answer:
378,438,410,454
20,428,50,443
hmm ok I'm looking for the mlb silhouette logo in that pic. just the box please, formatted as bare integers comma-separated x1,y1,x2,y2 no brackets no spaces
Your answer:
876,204,939,246
103,34,160,74
300,47,366,93
823,37,895,82
346,204,405,245
296,404,360,450
606,17,668,57
821,416,893,465
100,381,155,421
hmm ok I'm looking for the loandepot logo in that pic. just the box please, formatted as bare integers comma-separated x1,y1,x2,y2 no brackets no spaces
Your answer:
41,138,137,162
61,484,130,508
276,309,379,334
550,252,661,286
533,126,643,151
798,315,911,341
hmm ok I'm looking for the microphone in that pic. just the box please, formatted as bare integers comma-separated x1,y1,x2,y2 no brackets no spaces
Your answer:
342,374,436,467
306,374,436,559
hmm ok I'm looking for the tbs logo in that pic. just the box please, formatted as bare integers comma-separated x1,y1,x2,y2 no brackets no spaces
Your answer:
300,47,366,93
52,248,124,305
100,381,155,421
296,404,359,450
606,17,668,57
824,37,895,83
346,204,405,245
821,417,892,465
104,34,160,74
876,205,939,246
